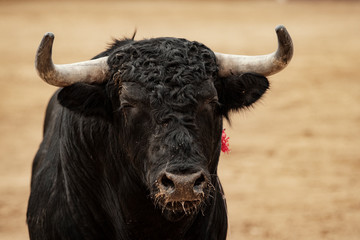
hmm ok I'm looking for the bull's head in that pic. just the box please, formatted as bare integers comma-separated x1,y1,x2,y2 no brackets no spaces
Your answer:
35,26,293,221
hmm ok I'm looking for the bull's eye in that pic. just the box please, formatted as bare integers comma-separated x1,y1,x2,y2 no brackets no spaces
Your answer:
120,101,134,110
209,99,219,106
207,98,220,113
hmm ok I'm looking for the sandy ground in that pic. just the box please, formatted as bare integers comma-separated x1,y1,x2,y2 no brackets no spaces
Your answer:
1,0,360,239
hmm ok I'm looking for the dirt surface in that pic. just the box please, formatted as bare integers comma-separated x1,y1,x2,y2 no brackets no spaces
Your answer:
1,1,360,239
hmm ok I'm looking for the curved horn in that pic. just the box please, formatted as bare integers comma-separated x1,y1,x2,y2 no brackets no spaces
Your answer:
35,32,109,87
215,25,293,77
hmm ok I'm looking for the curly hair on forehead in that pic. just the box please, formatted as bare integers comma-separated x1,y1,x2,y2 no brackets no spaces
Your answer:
108,37,218,89
107,37,220,127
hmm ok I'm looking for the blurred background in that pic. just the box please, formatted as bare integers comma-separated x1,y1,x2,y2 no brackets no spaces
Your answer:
1,0,359,239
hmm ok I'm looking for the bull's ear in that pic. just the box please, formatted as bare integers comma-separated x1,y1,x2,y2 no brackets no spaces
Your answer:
58,83,112,120
215,73,269,116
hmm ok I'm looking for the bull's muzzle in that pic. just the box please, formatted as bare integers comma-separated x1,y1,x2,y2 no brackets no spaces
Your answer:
153,170,211,216
159,171,207,201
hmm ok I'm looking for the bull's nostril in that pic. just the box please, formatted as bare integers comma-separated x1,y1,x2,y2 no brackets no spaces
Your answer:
194,174,205,187
161,175,175,189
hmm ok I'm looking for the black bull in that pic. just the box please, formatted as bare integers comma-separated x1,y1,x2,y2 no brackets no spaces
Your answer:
27,26,293,240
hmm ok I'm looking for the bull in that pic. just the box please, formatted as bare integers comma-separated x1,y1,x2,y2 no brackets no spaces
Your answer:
27,25,293,240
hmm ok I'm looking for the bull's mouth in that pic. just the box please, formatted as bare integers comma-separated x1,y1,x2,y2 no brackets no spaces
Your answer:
152,187,210,222
155,199,204,222
161,200,201,214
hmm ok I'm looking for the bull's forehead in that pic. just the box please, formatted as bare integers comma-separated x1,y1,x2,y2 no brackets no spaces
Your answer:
113,37,219,109
120,79,217,107
111,37,218,89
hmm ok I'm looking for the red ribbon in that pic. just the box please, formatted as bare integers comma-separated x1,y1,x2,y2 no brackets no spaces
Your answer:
221,129,230,154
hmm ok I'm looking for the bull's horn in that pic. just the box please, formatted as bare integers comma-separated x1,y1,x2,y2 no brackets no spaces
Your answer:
35,32,109,87
215,25,293,77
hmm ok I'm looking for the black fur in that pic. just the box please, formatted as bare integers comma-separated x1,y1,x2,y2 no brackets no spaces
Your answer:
216,73,269,119
27,36,269,240
57,83,113,120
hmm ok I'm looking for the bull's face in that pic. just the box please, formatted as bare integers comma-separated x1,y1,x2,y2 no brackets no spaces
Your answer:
110,39,224,221
36,27,292,222
118,79,221,221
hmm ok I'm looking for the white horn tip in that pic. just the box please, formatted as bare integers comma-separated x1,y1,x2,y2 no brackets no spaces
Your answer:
275,25,286,32
44,32,55,38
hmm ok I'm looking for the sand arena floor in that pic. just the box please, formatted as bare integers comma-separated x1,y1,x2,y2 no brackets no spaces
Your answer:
0,1,360,239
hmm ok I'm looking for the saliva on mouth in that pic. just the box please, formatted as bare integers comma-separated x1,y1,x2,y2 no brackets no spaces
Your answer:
160,200,202,222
